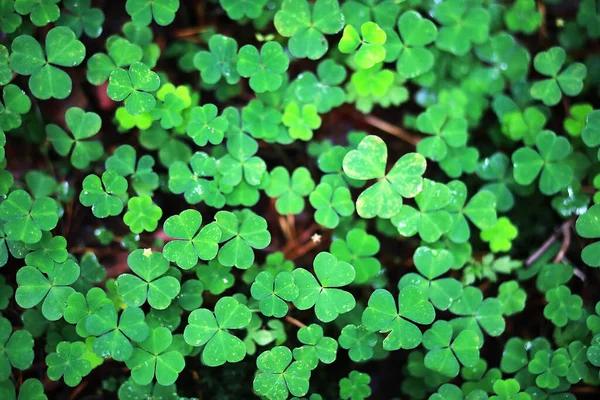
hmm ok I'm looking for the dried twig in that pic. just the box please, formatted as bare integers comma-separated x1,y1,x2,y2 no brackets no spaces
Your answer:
284,315,306,328
362,114,421,147
553,220,573,263
526,219,574,266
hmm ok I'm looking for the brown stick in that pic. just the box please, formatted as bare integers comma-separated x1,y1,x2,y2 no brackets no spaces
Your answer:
553,220,573,263
362,114,421,146
526,219,574,266
285,315,306,328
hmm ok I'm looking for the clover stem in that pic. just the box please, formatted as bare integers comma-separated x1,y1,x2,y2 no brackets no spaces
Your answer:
278,214,293,244
361,114,420,146
553,219,573,263
286,237,323,261
282,223,320,254
285,315,306,328
69,380,88,400
173,26,212,38
287,214,297,242
537,0,548,40
526,218,573,266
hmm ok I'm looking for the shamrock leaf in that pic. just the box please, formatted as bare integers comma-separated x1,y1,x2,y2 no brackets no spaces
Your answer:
86,305,149,361
215,210,271,269
217,132,266,188
338,324,377,362
24,232,68,273
490,379,529,400
0,317,34,381
292,252,356,323
362,286,435,350
309,182,354,228
105,145,159,196
58,0,105,38
125,0,180,26
126,327,185,386
343,135,426,219
543,285,583,327
530,47,587,106
576,204,600,266
330,228,380,284
528,350,569,389
433,0,490,56
0,1,22,33
339,370,371,400
251,271,299,318
46,341,92,387
475,153,516,212
14,0,60,27
87,38,144,85
64,287,111,337
399,246,462,311
295,60,347,113
391,179,453,243
480,217,519,253
108,62,160,116
282,103,321,141
292,323,337,370
123,195,163,234
9,26,85,99
274,0,344,60
79,171,128,218
183,296,251,366
163,209,221,270
423,321,481,377
338,22,387,69
512,130,573,195
150,83,192,130
444,181,498,243
0,84,31,132
582,110,600,155
46,107,103,169
16,260,79,321
449,286,505,340
241,99,282,140
219,0,267,20
237,42,289,93
253,346,311,400
196,259,234,295
117,249,180,310
505,0,542,35
266,167,315,215
416,105,468,161
194,34,239,84
395,11,438,78
186,103,229,146
168,152,221,206
0,190,59,244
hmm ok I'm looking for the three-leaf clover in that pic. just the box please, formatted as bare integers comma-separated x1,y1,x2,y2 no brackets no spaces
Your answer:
266,167,315,215
219,0,267,20
498,281,527,316
15,260,79,321
25,232,68,273
168,152,220,206
423,321,481,378
330,228,380,284
163,209,222,270
193,34,240,84
58,0,105,38
292,252,356,323
46,107,103,169
14,0,59,27
527,350,569,389
391,179,453,243
338,324,377,362
0,317,34,381
343,135,426,219
9,26,85,99
339,370,371,400
125,0,180,26
187,104,229,146
338,22,387,69
480,217,519,253
398,246,462,311
251,271,299,318
295,60,347,113
108,62,160,115
126,327,185,386
215,210,271,269
86,305,149,361
576,204,600,266
448,286,505,340
362,286,435,350
105,144,159,196
282,103,322,141
395,11,438,78
543,285,583,327
489,379,529,400
309,182,354,228
79,171,128,218
530,47,587,106
274,0,344,60
116,249,180,310
46,341,92,387
237,42,289,93
504,0,542,35
0,190,59,244
253,346,311,400
416,105,468,161
183,296,251,366
0,84,31,132
217,133,266,188
86,38,144,85
432,0,490,56
292,323,338,369
512,130,573,195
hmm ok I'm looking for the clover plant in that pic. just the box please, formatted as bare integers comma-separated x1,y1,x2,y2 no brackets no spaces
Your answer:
0,1,599,399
